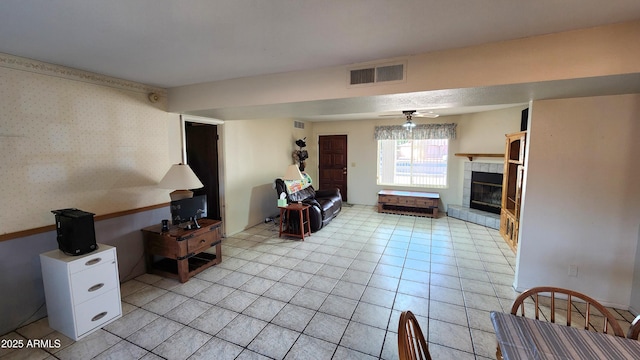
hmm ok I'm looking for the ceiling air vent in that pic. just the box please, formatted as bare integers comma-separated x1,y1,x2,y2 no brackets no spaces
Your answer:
376,64,404,82
294,120,305,129
350,68,376,85
348,61,406,86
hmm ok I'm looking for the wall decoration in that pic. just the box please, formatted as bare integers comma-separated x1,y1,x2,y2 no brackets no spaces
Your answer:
292,137,308,171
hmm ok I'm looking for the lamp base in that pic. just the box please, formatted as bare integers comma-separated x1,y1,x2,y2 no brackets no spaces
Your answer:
169,190,194,201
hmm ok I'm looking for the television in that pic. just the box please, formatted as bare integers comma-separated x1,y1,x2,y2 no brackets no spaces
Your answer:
170,195,207,225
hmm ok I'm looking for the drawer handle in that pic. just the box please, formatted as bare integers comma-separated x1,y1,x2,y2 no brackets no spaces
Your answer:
85,258,102,266
178,234,194,241
200,239,206,243
88,283,105,292
91,312,108,322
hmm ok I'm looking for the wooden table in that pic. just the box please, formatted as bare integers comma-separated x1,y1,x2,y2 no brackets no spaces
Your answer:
278,203,311,240
142,218,222,283
490,311,640,359
377,190,440,218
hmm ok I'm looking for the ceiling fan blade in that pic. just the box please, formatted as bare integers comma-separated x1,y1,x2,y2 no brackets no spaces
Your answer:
378,110,440,118
413,111,440,118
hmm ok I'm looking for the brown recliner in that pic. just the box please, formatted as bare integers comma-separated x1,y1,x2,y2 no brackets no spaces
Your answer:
274,178,342,232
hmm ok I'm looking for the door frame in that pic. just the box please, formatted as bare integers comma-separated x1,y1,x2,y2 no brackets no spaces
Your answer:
180,114,226,234
316,132,349,202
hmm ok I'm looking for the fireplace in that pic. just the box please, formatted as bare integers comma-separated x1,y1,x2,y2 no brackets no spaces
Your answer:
470,171,503,214
448,162,503,229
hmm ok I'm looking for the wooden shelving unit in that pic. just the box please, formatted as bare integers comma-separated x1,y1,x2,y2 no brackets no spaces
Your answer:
500,131,526,253
455,153,504,161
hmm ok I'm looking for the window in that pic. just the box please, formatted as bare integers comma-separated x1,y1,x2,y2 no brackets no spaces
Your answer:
377,138,449,188
374,123,456,188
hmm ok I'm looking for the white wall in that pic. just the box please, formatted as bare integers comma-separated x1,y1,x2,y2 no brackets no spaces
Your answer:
633,225,640,313
310,107,522,208
629,226,640,314
0,54,180,234
516,94,640,308
221,119,313,235
169,21,640,114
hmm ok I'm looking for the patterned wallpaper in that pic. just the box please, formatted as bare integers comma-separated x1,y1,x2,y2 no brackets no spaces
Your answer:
0,53,177,234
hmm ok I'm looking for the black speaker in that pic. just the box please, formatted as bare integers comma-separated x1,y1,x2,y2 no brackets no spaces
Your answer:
521,108,529,131
52,208,97,256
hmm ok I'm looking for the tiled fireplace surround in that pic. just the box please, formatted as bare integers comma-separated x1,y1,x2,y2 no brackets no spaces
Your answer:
447,162,503,230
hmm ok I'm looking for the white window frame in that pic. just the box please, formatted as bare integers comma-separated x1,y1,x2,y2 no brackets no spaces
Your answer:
377,138,449,188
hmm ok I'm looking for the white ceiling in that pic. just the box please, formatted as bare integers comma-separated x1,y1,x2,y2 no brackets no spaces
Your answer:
1,1,640,120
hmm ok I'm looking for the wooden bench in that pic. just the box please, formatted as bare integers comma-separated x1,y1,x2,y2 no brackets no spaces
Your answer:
377,190,440,218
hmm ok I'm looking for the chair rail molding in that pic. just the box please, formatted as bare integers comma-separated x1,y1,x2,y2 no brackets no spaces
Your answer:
0,52,167,95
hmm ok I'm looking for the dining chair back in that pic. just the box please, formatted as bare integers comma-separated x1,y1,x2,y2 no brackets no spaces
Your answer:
627,315,640,339
509,286,624,336
495,286,625,360
398,310,431,360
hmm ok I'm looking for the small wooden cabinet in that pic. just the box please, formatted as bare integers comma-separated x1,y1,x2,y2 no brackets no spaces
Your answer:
377,190,440,218
142,218,222,283
40,244,122,341
500,131,526,252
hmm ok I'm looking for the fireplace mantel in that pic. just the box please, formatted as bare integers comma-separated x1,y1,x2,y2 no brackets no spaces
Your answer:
455,153,504,161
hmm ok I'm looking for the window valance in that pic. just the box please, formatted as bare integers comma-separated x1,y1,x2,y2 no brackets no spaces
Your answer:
374,123,457,140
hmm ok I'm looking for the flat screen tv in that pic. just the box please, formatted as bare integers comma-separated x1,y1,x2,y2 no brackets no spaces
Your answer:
170,195,207,225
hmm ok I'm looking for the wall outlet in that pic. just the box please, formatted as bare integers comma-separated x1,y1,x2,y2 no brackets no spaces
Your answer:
568,264,578,277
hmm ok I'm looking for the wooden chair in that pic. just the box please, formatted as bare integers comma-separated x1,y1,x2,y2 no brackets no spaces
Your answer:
398,310,432,360
496,286,625,359
627,315,640,339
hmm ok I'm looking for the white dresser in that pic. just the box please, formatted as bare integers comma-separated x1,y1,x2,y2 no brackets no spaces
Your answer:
40,243,122,341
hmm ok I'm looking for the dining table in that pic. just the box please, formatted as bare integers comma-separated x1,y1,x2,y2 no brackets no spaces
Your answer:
490,311,640,359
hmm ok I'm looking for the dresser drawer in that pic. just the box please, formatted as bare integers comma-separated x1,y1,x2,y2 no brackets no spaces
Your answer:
71,261,119,304
415,198,437,207
75,288,121,336
397,197,416,206
378,195,398,204
68,248,115,274
185,230,218,255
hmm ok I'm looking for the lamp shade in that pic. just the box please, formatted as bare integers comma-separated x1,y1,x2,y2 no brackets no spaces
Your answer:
159,163,204,190
283,164,304,180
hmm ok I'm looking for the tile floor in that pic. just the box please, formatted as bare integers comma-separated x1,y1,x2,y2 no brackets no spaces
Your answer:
2,205,636,359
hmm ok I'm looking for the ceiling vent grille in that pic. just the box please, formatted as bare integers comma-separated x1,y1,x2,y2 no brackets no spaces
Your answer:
348,61,405,86
294,120,305,129
350,68,375,85
376,64,404,82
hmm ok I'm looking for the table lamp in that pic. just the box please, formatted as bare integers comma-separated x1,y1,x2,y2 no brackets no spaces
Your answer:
283,164,304,180
159,163,204,200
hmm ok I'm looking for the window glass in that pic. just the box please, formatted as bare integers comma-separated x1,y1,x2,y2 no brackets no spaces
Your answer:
377,139,448,188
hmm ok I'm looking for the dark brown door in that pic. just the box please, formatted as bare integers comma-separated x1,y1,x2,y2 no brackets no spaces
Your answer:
185,122,221,220
318,135,347,202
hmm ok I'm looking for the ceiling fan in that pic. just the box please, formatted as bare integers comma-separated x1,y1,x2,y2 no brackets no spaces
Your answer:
380,110,440,129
